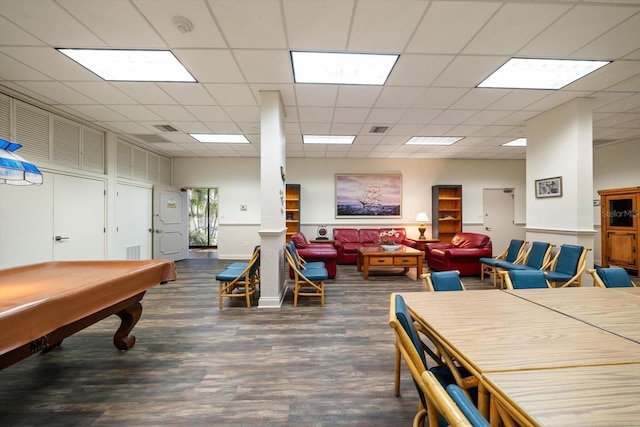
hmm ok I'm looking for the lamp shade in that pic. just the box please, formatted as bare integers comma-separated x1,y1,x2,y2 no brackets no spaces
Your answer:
0,139,43,186
415,212,429,222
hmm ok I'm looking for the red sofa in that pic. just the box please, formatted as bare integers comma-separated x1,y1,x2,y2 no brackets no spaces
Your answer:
290,232,337,278
424,232,492,276
332,228,418,264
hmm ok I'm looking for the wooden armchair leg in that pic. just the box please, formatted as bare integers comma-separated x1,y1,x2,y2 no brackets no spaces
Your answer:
394,341,401,396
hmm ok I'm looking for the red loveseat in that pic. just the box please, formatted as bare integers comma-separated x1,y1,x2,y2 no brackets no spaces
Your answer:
290,232,337,278
332,228,418,264
424,232,492,276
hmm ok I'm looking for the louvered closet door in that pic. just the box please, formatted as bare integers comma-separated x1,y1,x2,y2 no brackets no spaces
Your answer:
53,174,106,261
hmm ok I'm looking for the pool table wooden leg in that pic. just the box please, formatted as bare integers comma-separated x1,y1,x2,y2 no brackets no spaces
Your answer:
113,301,143,350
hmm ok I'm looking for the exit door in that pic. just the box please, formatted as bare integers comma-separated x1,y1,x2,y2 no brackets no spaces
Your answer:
152,186,189,261
483,189,515,254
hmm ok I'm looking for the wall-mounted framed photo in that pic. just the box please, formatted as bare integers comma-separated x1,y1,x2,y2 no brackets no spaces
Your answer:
535,176,562,198
335,173,402,218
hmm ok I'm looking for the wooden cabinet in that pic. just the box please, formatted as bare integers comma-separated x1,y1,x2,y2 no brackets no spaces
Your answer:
599,187,639,273
285,184,300,241
432,185,462,242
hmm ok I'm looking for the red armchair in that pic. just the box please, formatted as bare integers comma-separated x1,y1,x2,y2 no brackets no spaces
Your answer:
425,232,492,276
290,232,337,278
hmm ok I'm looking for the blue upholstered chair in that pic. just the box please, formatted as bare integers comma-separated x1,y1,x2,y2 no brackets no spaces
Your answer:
421,270,466,292
502,270,551,290
543,244,591,287
284,243,328,306
286,241,326,270
480,239,526,287
588,267,636,288
446,383,491,427
494,241,553,288
217,247,261,309
390,294,479,427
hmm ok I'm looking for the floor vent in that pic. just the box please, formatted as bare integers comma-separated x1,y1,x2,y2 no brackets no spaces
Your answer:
126,245,141,260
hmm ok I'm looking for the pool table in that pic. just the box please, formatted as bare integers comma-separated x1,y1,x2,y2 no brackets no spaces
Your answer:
0,260,176,370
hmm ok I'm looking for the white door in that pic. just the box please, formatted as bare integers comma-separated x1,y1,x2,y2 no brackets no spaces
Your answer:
116,183,153,260
483,189,515,255
53,174,106,261
153,186,188,261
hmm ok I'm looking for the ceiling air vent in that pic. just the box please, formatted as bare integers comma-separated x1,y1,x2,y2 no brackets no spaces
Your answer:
153,124,178,132
369,126,389,134
132,134,172,143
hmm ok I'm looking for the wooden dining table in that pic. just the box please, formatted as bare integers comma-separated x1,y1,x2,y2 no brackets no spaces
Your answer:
399,289,640,426
506,286,640,343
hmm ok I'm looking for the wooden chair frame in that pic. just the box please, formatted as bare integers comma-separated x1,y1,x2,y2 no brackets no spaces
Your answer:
496,242,554,288
480,240,527,288
389,294,480,427
284,246,326,306
217,247,260,309
544,246,592,288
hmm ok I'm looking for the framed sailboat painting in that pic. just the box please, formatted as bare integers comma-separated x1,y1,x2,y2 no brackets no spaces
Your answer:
335,174,402,218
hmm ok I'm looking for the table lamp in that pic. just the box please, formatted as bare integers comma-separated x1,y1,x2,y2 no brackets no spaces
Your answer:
415,212,429,240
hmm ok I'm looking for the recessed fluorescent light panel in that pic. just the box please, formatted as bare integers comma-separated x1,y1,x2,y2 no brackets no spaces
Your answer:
405,136,463,146
291,51,398,85
190,134,249,144
303,135,355,145
502,138,527,147
57,49,196,82
478,58,609,90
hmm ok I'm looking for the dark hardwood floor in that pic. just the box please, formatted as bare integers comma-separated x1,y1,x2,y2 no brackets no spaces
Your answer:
2,257,635,426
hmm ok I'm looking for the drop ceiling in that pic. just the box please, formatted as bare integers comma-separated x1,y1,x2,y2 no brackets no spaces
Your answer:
1,0,639,160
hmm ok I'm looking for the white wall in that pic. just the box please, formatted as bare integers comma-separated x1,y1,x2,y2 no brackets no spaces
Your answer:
174,157,527,259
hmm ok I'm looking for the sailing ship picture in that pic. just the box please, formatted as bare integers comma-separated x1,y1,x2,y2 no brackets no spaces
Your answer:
335,174,402,217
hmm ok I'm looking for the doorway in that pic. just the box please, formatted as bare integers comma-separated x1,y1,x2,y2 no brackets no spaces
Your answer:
483,188,516,254
188,188,219,248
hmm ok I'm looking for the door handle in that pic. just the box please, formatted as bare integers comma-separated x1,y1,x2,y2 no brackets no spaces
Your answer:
155,230,163,234
485,227,492,231
54,235,69,241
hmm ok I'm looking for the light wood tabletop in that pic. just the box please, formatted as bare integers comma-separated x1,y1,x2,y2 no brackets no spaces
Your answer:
483,363,640,427
504,287,640,343
399,290,640,422
611,286,640,297
400,290,640,374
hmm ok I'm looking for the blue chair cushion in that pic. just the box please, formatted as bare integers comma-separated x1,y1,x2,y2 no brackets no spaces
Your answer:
302,261,326,269
544,271,573,282
395,295,428,408
446,384,490,427
479,257,501,267
525,242,551,268
216,269,251,281
430,271,464,291
508,270,549,289
553,245,583,275
299,267,328,281
505,239,525,263
226,262,249,269
597,267,634,288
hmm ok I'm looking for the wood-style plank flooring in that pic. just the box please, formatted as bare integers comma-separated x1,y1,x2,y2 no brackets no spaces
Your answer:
0,255,636,426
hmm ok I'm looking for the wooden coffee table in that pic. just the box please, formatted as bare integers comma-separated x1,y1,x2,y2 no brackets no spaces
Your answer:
357,245,424,280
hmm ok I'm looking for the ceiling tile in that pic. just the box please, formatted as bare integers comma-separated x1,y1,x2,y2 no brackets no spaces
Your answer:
520,4,637,58
175,50,245,83
209,0,286,48
463,3,570,55
203,83,256,106
233,50,293,83
348,0,427,52
283,0,352,50
387,54,454,86
406,1,501,54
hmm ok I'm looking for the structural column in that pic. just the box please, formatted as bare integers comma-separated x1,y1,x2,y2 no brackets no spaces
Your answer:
525,97,596,284
258,91,287,307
